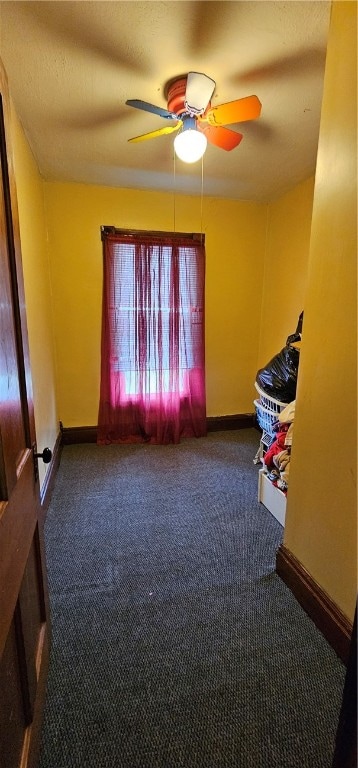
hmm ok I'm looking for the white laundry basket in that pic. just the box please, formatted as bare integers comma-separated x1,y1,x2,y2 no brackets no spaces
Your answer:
253,382,287,463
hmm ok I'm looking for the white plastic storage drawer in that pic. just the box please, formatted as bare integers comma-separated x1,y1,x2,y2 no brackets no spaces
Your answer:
258,469,286,527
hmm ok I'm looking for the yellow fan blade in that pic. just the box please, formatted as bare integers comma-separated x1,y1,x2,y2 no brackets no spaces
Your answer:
202,95,261,127
128,122,182,143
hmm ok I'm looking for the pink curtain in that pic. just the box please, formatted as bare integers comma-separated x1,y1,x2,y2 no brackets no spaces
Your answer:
97,229,207,444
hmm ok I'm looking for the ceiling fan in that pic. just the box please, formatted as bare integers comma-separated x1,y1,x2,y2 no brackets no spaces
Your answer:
125,71,262,163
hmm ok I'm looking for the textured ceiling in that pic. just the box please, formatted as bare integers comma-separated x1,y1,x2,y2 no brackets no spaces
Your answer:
0,1,331,202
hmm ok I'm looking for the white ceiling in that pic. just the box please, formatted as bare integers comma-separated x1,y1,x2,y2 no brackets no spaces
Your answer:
0,1,331,202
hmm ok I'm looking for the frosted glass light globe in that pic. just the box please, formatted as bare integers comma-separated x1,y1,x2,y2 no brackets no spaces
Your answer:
174,129,207,163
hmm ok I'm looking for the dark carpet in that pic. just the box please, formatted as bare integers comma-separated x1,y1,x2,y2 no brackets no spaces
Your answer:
39,429,345,768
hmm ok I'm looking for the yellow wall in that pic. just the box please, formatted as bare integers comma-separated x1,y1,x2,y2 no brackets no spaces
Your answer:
284,0,357,621
43,182,267,425
10,107,59,490
258,177,315,368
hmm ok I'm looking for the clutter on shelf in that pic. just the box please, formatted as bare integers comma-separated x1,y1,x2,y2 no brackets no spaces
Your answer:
254,312,302,523
262,400,295,493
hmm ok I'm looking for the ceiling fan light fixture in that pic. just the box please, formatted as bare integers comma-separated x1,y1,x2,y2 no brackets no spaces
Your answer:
174,120,207,163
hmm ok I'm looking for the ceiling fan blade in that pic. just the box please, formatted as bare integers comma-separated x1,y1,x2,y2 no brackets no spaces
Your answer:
185,72,216,114
128,123,182,143
198,124,243,151
204,95,262,126
126,99,177,120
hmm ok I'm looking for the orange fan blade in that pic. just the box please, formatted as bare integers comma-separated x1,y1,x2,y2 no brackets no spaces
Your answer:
203,95,261,127
199,123,243,151
128,122,182,143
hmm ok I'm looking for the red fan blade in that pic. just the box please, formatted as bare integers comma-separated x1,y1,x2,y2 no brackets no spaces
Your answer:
198,123,243,151
204,95,261,126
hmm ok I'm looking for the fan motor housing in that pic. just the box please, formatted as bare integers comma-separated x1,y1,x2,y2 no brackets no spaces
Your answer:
167,77,211,118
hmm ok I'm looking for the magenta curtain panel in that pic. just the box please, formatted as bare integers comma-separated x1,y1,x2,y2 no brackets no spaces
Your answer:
97,229,207,444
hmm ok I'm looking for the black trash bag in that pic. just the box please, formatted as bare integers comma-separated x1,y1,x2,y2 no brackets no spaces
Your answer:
296,310,304,335
286,311,304,346
256,344,300,402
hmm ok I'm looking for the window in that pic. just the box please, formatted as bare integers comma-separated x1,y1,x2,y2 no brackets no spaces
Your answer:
97,228,207,445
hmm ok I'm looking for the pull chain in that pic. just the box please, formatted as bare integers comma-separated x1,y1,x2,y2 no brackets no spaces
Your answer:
200,154,204,241
173,149,176,232
173,147,205,239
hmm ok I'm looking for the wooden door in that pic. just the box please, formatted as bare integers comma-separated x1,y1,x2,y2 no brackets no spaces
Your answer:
0,60,50,768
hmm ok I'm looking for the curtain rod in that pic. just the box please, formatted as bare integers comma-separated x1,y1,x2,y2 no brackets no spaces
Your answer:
101,226,204,243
